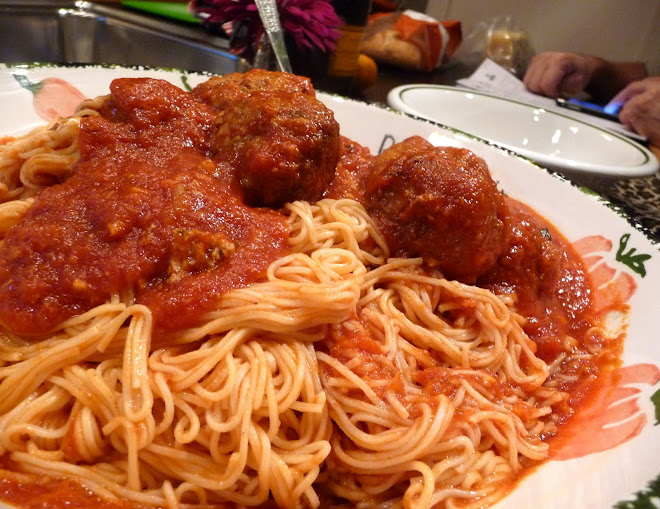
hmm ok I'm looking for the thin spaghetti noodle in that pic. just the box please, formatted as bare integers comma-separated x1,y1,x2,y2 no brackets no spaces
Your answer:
0,90,614,509
0,96,103,204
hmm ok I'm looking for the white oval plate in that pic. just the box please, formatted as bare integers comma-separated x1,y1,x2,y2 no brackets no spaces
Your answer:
387,84,659,180
1,63,659,509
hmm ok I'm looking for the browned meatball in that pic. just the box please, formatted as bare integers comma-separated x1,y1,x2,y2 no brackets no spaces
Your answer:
364,136,508,282
193,70,340,207
193,69,314,110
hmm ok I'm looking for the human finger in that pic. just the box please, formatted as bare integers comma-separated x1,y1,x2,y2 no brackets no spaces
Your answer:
608,81,647,109
524,52,586,98
524,55,569,97
618,90,660,146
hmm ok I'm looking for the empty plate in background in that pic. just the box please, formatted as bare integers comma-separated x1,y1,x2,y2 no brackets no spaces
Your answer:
387,84,659,183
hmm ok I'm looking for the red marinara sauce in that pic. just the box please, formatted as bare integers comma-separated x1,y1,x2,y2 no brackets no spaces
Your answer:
0,78,290,335
0,467,135,509
478,197,595,363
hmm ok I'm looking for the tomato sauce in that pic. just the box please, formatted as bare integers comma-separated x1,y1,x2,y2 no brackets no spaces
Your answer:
0,471,134,509
323,136,374,201
478,197,594,363
0,78,290,335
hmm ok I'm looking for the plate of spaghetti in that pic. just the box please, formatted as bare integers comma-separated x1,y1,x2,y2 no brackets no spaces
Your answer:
0,63,658,509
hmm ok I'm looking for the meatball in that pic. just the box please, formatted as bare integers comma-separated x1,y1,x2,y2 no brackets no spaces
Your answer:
193,69,314,110
364,136,508,282
194,70,340,207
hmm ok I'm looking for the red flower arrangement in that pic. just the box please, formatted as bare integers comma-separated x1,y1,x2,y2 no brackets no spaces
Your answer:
189,0,342,62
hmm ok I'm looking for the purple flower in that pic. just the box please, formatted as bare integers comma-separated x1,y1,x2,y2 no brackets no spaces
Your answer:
189,0,342,58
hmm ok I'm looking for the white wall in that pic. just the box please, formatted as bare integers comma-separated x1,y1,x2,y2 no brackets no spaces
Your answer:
426,0,660,75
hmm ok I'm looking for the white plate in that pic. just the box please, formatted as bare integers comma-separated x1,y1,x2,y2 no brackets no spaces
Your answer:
387,84,659,181
1,64,659,509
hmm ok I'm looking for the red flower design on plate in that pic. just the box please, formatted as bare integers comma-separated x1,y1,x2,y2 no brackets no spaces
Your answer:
550,363,660,460
573,235,637,313
549,235,659,460
13,74,87,121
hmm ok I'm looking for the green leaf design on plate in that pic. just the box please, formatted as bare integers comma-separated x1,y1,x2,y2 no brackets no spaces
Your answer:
12,73,42,94
180,74,193,92
616,233,652,277
614,471,660,508
652,387,660,426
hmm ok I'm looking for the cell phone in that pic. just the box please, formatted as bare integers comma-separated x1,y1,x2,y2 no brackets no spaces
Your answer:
555,97,621,123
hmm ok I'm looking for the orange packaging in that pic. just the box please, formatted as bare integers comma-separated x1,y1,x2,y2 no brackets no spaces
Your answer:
361,11,462,72
440,19,462,60
394,12,444,71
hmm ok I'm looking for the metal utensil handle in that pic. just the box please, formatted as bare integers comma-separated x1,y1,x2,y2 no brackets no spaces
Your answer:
254,0,292,73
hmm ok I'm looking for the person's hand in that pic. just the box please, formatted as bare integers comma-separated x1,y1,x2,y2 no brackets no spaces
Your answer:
609,77,660,147
523,51,607,98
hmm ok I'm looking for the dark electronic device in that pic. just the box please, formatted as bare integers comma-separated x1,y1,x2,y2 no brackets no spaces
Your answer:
555,97,621,123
